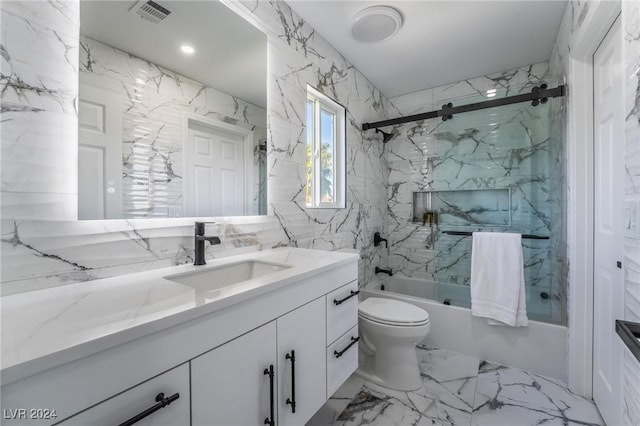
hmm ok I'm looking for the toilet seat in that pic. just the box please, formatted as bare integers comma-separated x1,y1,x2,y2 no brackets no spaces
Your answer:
358,298,430,327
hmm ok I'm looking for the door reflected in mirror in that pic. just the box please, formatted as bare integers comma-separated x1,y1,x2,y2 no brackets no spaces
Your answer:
78,0,267,219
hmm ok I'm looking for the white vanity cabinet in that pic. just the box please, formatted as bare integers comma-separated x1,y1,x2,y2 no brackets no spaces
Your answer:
191,322,277,426
325,281,360,396
1,250,359,426
191,297,327,426
58,364,190,426
276,297,326,426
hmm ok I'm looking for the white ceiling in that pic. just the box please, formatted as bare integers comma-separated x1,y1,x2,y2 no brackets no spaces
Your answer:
80,1,267,108
288,0,567,98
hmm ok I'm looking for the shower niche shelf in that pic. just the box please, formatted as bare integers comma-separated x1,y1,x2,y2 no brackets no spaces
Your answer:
412,189,511,227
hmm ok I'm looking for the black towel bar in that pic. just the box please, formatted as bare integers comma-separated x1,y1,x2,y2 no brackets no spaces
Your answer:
441,230,549,240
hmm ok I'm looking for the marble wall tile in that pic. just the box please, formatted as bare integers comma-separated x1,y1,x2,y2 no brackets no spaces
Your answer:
1,10,78,115
0,0,391,294
0,193,78,222
1,1,79,37
1,109,78,194
0,216,285,295
1,7,80,222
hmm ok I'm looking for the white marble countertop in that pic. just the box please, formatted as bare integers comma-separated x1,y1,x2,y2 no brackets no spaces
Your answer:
0,248,358,384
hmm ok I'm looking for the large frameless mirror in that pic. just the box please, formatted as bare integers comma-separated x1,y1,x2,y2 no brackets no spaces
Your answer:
78,0,267,219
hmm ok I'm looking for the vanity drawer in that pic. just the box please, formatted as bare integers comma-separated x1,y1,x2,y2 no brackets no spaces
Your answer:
326,326,359,396
57,363,189,426
326,280,359,344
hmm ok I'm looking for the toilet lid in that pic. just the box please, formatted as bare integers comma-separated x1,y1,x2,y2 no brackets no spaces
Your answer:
359,298,429,326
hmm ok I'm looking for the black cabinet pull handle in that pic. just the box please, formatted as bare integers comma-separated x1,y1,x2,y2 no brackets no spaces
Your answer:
334,336,360,358
264,365,275,426
285,350,296,413
334,290,359,306
117,392,179,426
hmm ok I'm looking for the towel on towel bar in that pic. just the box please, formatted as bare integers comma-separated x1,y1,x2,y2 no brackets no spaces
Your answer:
470,232,528,327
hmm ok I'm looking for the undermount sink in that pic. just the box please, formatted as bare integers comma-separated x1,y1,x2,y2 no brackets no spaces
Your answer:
164,260,292,291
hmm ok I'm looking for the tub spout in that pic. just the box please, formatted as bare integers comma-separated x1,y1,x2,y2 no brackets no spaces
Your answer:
375,267,393,276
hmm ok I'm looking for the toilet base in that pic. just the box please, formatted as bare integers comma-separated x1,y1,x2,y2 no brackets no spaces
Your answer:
356,347,423,392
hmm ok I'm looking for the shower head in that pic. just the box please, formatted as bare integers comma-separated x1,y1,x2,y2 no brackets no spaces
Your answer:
375,128,394,143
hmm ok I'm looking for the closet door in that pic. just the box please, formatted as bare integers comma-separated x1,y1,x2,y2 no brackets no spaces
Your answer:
592,14,624,426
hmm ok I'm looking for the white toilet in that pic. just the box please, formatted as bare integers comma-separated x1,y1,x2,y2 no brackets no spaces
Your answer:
356,297,430,391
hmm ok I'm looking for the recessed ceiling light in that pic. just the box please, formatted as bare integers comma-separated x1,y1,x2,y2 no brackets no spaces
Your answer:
351,6,403,43
180,44,195,55
487,89,497,94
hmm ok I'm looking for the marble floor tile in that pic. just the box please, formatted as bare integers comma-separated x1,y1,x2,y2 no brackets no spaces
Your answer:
307,375,366,426
331,388,438,426
472,361,604,426
312,347,604,426
362,346,480,425
416,345,480,407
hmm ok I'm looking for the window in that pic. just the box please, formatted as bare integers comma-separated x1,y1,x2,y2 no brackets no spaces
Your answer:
306,85,346,208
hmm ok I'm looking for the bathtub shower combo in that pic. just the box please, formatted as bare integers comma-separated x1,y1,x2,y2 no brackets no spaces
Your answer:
357,80,568,387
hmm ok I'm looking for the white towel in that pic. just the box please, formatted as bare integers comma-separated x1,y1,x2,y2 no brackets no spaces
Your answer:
470,232,528,327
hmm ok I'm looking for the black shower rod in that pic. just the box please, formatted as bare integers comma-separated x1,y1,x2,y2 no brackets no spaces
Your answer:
362,84,566,131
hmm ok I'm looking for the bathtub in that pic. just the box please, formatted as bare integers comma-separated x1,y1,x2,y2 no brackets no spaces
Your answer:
362,277,568,382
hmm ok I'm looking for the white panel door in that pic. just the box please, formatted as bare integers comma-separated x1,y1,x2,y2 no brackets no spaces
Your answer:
191,322,277,426
78,84,123,219
184,123,245,216
593,15,624,426
277,297,326,426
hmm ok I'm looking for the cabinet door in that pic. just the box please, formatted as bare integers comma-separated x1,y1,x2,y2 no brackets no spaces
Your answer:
277,297,326,426
58,363,189,426
191,322,277,426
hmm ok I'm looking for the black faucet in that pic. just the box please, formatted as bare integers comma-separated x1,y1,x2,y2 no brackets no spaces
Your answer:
194,222,221,266
373,232,388,248
375,267,393,276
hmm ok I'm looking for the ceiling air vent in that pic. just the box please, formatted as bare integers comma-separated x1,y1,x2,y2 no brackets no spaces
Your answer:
129,0,171,23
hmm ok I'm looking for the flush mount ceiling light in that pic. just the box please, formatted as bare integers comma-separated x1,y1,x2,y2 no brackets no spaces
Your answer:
351,6,403,43
180,44,195,54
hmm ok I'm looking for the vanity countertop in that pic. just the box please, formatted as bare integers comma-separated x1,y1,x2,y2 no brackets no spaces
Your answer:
0,248,358,384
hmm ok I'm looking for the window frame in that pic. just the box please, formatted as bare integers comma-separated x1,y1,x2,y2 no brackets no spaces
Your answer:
306,85,346,209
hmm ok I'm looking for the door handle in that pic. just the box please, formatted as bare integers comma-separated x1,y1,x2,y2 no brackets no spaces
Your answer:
285,350,296,413
118,392,180,426
334,290,360,306
263,365,275,426
334,336,360,358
